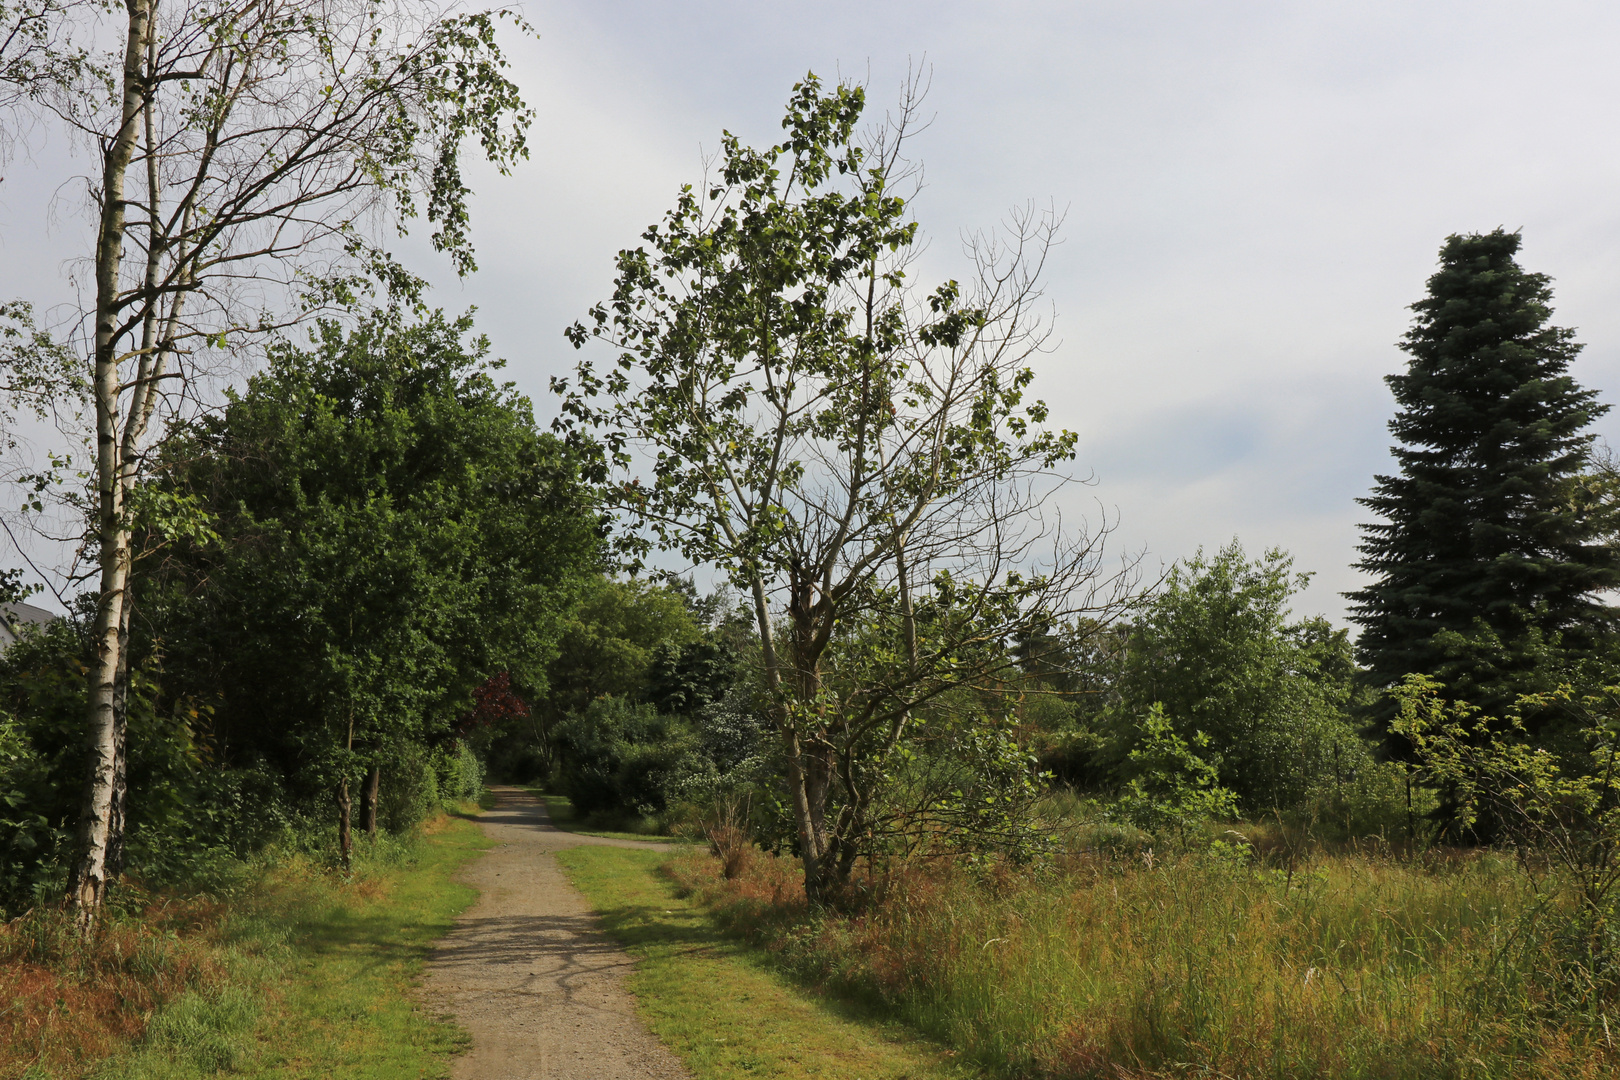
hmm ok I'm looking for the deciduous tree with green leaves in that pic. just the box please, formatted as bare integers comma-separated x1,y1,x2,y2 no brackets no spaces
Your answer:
1111,541,1362,810
151,309,599,866
555,74,1135,900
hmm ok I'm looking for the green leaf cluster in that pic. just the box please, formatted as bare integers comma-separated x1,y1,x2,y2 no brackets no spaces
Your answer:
1109,541,1365,810
144,308,600,818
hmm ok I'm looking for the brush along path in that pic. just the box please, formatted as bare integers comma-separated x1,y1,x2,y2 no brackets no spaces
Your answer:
421,786,690,1080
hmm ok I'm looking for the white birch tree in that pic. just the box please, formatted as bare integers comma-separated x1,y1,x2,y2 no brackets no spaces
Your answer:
1,0,534,926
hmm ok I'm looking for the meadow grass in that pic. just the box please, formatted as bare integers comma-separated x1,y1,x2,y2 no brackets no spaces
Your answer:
667,844,1620,1080
2,807,490,1080
556,844,980,1080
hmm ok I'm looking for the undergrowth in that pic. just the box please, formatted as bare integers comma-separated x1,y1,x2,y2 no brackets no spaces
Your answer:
0,808,484,1079
668,844,1620,1079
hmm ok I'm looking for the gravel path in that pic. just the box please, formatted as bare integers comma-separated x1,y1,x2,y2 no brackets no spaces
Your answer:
419,786,691,1080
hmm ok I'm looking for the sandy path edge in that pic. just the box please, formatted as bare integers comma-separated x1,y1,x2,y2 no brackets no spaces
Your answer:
417,786,691,1080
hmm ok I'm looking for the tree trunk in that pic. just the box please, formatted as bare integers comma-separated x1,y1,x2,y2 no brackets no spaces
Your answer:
337,779,353,871
66,0,152,930
362,764,380,837
105,607,132,879
784,578,842,902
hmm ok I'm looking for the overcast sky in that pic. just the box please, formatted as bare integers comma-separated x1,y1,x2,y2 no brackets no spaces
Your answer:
4,0,1620,621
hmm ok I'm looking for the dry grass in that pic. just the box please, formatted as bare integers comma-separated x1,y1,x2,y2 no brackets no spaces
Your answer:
0,891,233,1078
668,846,1620,1079
0,810,488,1080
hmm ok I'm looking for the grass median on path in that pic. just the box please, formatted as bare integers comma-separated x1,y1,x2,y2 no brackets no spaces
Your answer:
5,808,490,1080
555,846,979,1080
532,791,685,844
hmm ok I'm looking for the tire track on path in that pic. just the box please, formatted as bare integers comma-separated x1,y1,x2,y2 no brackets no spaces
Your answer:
420,786,691,1080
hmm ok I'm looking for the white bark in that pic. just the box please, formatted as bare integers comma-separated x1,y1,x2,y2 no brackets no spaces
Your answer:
66,0,150,927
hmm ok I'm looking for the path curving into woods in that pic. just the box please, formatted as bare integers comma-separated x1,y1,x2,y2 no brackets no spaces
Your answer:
419,786,689,1080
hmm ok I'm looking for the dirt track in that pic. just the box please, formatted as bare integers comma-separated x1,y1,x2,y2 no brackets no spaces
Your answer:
419,786,690,1080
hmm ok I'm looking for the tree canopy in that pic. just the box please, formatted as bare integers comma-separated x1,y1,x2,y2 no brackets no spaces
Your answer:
1111,541,1361,810
556,73,1136,898
148,309,600,861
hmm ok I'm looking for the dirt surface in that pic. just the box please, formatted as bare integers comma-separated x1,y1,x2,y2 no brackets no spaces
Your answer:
420,786,691,1080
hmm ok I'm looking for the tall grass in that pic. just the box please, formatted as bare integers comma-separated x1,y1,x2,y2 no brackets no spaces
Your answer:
0,815,472,1080
670,845,1620,1079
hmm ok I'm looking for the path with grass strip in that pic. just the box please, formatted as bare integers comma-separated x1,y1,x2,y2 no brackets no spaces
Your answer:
420,786,689,1080
556,847,981,1080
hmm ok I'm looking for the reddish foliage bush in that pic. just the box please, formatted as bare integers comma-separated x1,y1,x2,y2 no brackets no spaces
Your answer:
450,671,529,742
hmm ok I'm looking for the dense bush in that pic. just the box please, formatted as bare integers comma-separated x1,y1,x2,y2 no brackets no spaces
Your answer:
553,696,710,816
1105,541,1372,814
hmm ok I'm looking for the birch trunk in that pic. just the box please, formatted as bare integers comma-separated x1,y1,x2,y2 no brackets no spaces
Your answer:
66,0,151,929
105,608,131,879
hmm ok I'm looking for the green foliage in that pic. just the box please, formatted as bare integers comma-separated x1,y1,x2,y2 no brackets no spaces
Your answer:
1111,541,1366,811
545,578,704,713
557,73,1133,896
553,696,709,817
518,576,762,827
1109,703,1239,844
145,307,598,842
494,576,709,784
878,709,1054,863
1352,229,1619,741
0,299,81,455
1393,674,1620,1009
0,616,264,917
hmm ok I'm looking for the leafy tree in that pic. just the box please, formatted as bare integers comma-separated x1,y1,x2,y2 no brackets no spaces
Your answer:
150,309,599,864
544,579,704,716
0,0,535,924
1112,542,1362,809
551,696,710,818
1350,229,1619,746
1109,703,1239,846
556,75,1137,898
490,576,713,785
526,577,754,817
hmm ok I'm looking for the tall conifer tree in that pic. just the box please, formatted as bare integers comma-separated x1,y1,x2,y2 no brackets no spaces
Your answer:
1350,229,1618,738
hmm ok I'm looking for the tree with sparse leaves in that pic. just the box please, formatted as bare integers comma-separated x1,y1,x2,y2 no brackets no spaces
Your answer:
555,74,1136,901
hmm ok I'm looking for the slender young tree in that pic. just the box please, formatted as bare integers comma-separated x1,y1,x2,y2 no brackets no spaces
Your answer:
557,74,1136,901
2,0,535,926
1350,229,1619,742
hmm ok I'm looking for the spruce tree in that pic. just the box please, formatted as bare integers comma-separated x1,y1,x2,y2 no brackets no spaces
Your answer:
1350,229,1618,740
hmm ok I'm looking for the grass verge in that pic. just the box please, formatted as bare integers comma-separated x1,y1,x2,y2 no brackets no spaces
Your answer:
555,845,978,1080
3,808,490,1080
